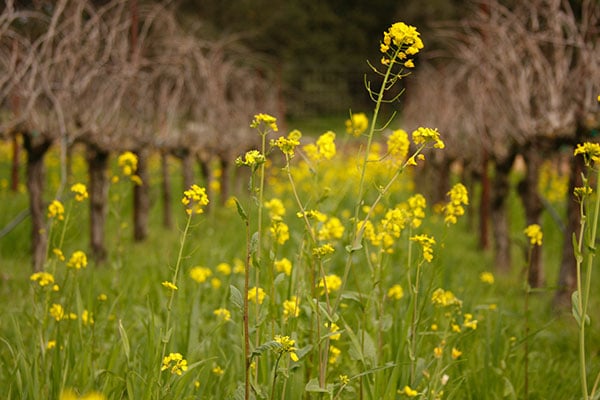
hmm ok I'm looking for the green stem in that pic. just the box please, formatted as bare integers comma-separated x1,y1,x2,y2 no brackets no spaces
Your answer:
579,166,600,400
159,212,192,390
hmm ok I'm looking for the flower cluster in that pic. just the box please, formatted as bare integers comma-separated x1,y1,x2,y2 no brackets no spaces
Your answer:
318,274,342,294
410,234,435,262
431,288,462,307
387,129,410,164
67,250,88,269
235,150,266,168
271,130,302,158
380,22,424,67
524,224,543,246
273,335,299,362
47,200,65,220
250,113,278,132
117,151,138,176
30,271,55,287
304,131,336,161
181,184,209,215
444,183,469,225
248,286,266,305
574,142,600,166
161,352,188,375
412,127,445,149
345,113,369,137
71,183,88,202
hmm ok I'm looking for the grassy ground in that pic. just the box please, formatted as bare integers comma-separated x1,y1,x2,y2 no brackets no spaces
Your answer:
0,134,598,400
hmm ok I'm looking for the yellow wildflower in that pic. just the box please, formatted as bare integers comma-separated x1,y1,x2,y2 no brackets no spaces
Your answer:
213,308,231,322
216,262,232,275
265,198,286,218
250,113,278,132
235,149,266,168
53,248,65,261
329,345,341,364
47,200,65,220
318,274,342,294
248,286,266,305
271,130,301,157
387,284,404,300
30,271,54,287
480,271,495,284
387,129,410,163
318,217,345,241
402,385,418,397
181,184,209,215
274,258,292,276
189,266,212,283
274,335,300,362
452,347,462,360
312,243,335,258
50,303,65,321
339,374,350,385
444,183,469,225
71,183,88,202
412,127,444,149
574,142,600,166
316,131,336,160
431,288,462,307
117,151,138,176
345,113,369,137
283,296,300,319
161,352,188,375
161,281,178,291
524,224,543,246
270,218,290,245
67,250,88,269
410,234,435,262
212,365,225,376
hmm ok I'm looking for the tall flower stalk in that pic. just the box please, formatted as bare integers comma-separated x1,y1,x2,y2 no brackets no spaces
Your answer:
572,142,600,400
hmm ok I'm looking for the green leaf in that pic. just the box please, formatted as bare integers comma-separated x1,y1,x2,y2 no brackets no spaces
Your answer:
573,233,583,264
230,285,243,312
250,340,280,358
571,291,590,327
305,377,333,393
234,198,248,221
118,320,130,361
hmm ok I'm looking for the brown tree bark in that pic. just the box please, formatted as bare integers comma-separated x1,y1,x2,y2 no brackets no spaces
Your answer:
133,148,150,241
554,147,584,307
181,149,194,191
480,149,491,250
23,132,52,272
518,143,545,287
161,151,173,229
219,156,231,206
86,143,109,263
491,152,517,273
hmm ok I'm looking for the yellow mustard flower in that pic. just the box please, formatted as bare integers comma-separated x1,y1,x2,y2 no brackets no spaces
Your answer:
401,385,418,397
524,224,543,246
216,262,232,275
30,271,54,287
265,198,286,218
213,308,231,322
345,113,368,137
480,271,495,284
274,335,299,362
210,278,221,289
190,266,212,283
47,340,57,350
312,243,335,258
47,200,65,220
574,142,600,166
60,389,107,400
271,130,301,157
316,131,336,160
53,248,65,261
318,274,342,294
444,183,469,225
452,347,463,360
250,113,278,132
410,234,435,262
67,250,88,269
387,284,404,300
283,296,300,319
161,352,188,375
339,374,350,385
181,184,209,215
71,183,88,202
274,258,292,276
117,151,138,176
161,281,178,291
329,345,341,364
50,303,65,321
248,286,266,305
431,288,462,307
326,322,341,340
270,218,290,245
212,365,225,376
387,129,410,163
318,217,345,241
412,127,444,149
463,313,478,330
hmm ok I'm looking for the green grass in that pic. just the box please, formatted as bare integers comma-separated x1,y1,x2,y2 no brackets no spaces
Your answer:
0,136,598,400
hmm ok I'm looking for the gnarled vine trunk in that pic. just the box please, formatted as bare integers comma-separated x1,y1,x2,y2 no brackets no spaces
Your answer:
133,148,150,241
491,153,516,273
518,143,544,287
87,143,109,263
23,132,52,272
